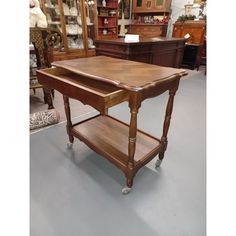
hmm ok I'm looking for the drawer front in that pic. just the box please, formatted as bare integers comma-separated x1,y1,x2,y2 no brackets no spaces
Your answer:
37,68,128,113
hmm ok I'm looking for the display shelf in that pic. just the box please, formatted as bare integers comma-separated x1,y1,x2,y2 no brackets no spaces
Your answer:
95,0,118,39
98,15,117,18
48,21,61,24
97,5,117,8
71,115,161,165
98,26,116,29
45,6,56,9
129,0,172,37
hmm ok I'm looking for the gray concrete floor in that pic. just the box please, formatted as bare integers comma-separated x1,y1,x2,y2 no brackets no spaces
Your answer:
30,69,206,236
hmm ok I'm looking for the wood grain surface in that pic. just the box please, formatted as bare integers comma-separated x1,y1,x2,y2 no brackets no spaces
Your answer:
52,56,187,91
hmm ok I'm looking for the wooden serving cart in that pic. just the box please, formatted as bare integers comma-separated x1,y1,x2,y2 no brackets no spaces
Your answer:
37,56,187,194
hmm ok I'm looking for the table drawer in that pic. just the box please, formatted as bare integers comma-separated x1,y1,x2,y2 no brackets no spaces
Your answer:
37,67,129,113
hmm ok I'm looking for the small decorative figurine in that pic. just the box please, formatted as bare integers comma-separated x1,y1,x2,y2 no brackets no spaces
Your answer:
30,0,48,28
102,0,106,7
104,18,108,25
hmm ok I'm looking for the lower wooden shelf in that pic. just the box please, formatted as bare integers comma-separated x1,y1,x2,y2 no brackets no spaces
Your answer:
71,115,162,168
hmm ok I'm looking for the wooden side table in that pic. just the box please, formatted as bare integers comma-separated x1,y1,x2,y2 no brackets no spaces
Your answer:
37,56,187,194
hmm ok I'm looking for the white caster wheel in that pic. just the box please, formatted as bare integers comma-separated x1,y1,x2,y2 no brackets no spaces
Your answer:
155,159,162,168
67,142,73,149
122,186,131,195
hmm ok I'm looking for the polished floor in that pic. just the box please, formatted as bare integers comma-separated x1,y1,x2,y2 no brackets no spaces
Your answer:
30,69,206,236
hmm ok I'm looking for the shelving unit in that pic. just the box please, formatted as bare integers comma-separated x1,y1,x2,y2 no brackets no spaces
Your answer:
40,0,96,60
129,0,172,37
95,0,118,39
70,115,162,170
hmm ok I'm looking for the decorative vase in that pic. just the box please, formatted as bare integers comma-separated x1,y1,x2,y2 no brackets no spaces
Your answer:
119,11,126,37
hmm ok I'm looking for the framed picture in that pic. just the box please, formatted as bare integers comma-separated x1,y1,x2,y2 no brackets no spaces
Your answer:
118,0,131,19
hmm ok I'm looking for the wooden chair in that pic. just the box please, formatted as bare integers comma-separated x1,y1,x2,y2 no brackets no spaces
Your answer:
30,27,63,109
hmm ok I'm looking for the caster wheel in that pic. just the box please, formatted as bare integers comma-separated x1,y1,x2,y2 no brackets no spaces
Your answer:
122,186,131,195
155,159,162,168
67,142,73,149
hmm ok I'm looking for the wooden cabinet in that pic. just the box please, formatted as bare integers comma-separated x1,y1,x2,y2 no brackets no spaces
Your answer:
152,0,171,11
172,20,206,70
40,0,96,61
172,20,206,45
95,37,186,68
133,0,171,13
129,0,172,37
95,0,118,39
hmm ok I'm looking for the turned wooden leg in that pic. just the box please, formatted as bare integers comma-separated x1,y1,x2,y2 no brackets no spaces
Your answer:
156,87,178,168
43,87,54,109
122,93,141,194
43,88,47,104
51,89,55,98
63,95,74,148
126,177,133,188
155,151,165,168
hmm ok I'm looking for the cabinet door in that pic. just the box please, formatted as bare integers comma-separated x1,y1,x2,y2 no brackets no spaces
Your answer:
133,0,171,13
60,0,86,51
41,0,94,56
172,24,183,38
132,0,142,12
40,0,66,52
152,0,171,12
84,0,96,51
133,0,153,12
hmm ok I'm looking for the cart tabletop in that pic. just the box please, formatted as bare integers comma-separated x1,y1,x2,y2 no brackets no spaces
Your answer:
52,56,187,91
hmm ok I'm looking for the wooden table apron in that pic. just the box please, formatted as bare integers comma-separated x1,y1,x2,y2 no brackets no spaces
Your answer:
37,56,187,192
